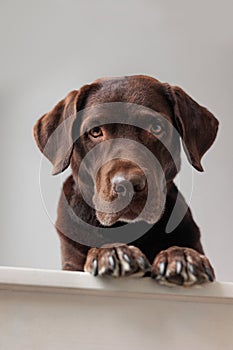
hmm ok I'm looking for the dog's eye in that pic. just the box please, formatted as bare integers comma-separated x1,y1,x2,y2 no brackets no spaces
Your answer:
150,123,163,135
89,127,103,138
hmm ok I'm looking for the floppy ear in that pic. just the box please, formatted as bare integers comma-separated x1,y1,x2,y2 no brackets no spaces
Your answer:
33,85,91,175
168,85,219,171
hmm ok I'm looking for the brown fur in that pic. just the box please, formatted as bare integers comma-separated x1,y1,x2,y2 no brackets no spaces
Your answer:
33,75,218,285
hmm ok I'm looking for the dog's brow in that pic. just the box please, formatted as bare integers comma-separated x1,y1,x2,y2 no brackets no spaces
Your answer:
81,116,109,132
81,110,165,133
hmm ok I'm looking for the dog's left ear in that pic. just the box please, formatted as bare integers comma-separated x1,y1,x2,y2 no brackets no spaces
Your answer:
33,90,80,175
33,85,93,175
168,85,219,171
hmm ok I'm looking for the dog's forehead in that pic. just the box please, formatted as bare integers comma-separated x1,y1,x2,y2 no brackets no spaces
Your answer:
84,75,173,122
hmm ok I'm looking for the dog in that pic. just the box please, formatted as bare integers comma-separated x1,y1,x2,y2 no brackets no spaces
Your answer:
33,75,219,286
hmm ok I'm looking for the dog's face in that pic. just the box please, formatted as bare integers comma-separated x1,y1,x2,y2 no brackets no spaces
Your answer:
71,79,180,226
33,75,218,226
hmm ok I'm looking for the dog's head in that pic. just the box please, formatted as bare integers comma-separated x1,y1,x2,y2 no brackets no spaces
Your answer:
33,75,218,226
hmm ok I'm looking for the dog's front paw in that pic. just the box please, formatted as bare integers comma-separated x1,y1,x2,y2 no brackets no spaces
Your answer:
84,244,151,277
151,246,215,286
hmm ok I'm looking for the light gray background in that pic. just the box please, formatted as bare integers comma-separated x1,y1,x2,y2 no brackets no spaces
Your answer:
0,0,232,282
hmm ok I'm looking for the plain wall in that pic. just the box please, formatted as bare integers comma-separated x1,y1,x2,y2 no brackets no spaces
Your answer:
0,0,232,282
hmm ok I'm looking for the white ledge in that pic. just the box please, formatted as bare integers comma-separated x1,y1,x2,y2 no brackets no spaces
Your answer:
0,266,232,304
1,266,233,350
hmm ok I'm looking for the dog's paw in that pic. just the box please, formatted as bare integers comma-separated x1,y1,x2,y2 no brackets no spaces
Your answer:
151,246,215,286
84,244,151,277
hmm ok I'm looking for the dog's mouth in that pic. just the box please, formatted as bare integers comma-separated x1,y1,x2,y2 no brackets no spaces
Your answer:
94,194,146,226
94,197,165,226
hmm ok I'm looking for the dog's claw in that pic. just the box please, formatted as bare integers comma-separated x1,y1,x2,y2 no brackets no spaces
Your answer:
204,266,215,282
92,259,98,276
108,255,115,270
159,261,166,276
176,261,182,274
123,253,131,264
187,262,195,274
138,256,149,270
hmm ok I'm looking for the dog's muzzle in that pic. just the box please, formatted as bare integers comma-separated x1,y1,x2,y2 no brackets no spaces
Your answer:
92,158,165,226
78,139,167,226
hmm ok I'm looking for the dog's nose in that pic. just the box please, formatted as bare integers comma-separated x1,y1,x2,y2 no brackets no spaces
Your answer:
112,174,146,195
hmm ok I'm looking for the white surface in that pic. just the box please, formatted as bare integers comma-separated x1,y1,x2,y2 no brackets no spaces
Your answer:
0,266,233,302
0,267,233,350
0,0,232,283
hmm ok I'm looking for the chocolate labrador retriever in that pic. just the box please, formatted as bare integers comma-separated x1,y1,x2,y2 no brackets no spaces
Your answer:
33,75,218,286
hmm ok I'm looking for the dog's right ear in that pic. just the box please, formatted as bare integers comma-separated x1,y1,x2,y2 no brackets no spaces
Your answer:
33,85,93,175
164,84,219,172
